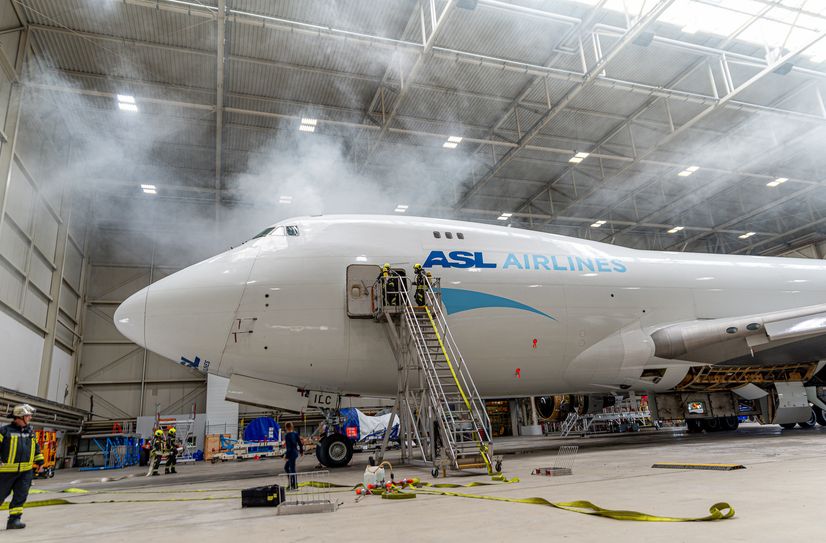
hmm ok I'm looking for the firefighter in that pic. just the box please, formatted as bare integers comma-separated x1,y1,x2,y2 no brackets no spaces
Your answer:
413,263,428,306
0,404,45,530
147,429,166,476
378,263,399,306
165,427,179,474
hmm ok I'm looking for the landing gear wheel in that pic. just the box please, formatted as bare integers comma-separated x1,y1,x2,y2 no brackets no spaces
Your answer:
815,406,826,426
316,442,330,466
798,409,817,429
685,419,703,433
719,416,740,432
318,434,353,468
780,423,797,430
701,418,722,432
494,460,502,473
431,467,439,478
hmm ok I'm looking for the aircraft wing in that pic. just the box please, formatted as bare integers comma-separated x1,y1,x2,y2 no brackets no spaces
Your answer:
650,303,826,366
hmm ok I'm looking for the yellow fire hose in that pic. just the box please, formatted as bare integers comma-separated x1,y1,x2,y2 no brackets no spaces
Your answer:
8,477,734,522
358,478,734,521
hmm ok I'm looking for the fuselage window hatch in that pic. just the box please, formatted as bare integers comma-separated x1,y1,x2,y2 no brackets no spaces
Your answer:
433,231,441,239
457,232,464,239
445,232,453,239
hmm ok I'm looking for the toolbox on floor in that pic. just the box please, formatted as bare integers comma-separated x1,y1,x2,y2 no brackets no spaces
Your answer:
241,484,286,507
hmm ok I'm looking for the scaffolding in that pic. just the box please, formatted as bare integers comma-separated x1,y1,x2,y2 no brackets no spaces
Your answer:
77,432,141,471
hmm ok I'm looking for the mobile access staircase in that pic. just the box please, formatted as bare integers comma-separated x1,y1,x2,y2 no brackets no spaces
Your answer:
373,272,500,476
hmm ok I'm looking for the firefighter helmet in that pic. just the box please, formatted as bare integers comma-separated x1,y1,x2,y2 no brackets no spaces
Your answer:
383,263,391,269
168,427,176,435
155,430,164,437
414,263,422,270
12,404,35,418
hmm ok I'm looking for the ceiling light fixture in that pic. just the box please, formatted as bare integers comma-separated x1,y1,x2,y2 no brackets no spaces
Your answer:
141,183,156,194
497,212,513,221
667,226,684,234
569,151,590,164
443,136,462,149
766,177,788,187
590,219,607,228
738,232,756,239
279,195,293,204
299,118,317,133
117,94,138,113
677,165,699,177
394,204,409,213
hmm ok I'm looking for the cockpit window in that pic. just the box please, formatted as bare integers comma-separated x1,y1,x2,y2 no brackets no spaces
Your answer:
251,227,275,239
286,225,299,236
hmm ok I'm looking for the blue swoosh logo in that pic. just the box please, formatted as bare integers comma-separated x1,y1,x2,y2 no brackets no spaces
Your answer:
440,288,556,320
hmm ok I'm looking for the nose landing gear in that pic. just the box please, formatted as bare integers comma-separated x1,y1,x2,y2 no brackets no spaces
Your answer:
314,406,354,469
316,434,353,468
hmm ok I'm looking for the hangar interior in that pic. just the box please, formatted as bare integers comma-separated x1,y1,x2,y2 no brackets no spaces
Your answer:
2,0,826,510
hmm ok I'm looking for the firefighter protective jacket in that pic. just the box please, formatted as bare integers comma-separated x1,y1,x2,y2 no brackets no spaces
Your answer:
0,423,44,473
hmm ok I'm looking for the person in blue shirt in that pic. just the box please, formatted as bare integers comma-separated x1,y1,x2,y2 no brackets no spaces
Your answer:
282,422,303,490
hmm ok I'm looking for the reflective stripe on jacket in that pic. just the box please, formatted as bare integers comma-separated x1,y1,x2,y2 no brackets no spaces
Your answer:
0,423,44,473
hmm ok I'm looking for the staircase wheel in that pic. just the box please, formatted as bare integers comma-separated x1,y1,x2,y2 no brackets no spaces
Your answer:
431,467,439,478
798,409,817,429
494,460,502,473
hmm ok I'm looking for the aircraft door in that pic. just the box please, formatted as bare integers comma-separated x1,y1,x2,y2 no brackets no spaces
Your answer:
346,264,380,317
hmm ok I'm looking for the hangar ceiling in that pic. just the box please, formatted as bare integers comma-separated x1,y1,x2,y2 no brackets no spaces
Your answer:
13,0,826,256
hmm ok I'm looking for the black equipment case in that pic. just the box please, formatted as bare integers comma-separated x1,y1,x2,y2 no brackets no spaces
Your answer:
241,484,286,507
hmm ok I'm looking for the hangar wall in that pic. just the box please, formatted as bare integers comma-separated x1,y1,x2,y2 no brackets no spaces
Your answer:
0,10,87,410
72,193,230,419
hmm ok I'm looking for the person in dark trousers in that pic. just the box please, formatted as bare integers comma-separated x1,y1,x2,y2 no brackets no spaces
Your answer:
0,404,45,530
147,429,165,476
165,427,179,474
282,422,303,490
378,263,399,307
412,263,428,306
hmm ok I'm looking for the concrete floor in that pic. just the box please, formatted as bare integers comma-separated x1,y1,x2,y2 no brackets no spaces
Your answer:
3,423,825,542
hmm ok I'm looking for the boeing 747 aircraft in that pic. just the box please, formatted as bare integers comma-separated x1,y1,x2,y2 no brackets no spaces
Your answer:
115,215,826,467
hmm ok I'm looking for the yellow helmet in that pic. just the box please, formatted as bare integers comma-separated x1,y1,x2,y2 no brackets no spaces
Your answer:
414,263,422,270
168,427,176,434
383,263,391,269
154,430,163,437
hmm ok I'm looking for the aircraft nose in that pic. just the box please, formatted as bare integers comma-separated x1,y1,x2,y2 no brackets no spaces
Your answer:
135,245,260,368
114,288,147,346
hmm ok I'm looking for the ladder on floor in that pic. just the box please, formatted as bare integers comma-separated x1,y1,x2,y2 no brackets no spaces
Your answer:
374,272,497,474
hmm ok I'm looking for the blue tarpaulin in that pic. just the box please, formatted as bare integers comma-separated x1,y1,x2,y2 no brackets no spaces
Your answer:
243,417,280,442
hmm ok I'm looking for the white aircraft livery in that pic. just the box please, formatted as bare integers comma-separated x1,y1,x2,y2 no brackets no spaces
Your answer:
115,215,826,449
